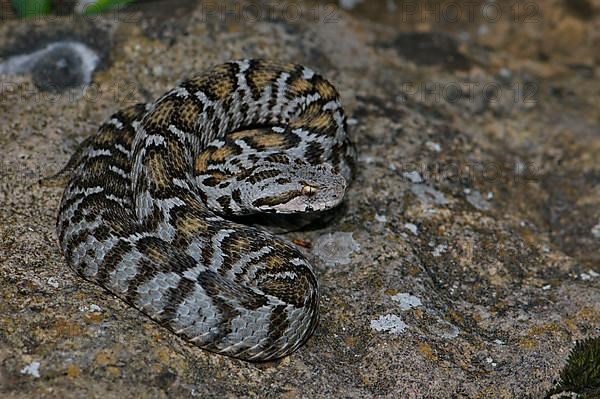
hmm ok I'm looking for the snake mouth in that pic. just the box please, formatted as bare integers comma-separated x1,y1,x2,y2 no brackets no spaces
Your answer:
253,190,344,214
252,190,305,213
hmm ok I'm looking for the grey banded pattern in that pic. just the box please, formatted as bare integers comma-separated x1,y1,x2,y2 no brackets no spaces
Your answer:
56,59,356,361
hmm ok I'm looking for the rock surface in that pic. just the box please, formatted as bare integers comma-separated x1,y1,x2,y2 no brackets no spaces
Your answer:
1,0,599,397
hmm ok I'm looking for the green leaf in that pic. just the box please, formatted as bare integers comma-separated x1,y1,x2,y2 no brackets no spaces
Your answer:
11,0,52,18
546,337,600,398
79,0,135,15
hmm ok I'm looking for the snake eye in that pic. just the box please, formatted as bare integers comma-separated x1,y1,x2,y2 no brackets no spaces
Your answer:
301,184,318,196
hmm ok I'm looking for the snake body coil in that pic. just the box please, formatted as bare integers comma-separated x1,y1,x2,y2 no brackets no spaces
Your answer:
57,59,355,361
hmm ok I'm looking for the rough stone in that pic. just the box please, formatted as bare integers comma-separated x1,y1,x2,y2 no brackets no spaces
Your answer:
1,1,599,398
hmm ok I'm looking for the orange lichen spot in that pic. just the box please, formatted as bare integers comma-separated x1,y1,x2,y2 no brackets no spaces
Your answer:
418,342,438,361
66,364,81,378
519,338,538,349
95,350,115,366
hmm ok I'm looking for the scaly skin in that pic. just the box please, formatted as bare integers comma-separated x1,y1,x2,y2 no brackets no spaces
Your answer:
56,59,356,361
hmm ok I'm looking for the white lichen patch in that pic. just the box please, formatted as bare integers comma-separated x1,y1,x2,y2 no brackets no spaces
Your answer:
580,270,599,281
404,223,418,235
391,293,422,310
370,314,407,335
20,361,41,378
313,232,360,265
79,303,103,312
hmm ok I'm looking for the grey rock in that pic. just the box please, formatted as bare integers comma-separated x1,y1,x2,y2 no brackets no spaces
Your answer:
1,1,599,398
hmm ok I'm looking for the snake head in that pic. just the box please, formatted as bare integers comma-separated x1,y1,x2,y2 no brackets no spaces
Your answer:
241,161,348,214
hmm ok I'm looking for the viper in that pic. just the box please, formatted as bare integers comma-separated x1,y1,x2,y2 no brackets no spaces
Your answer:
55,59,356,361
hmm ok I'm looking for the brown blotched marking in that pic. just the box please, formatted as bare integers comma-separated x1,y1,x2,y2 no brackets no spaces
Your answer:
160,276,198,326
177,98,204,133
313,78,338,101
211,146,237,163
144,96,179,133
304,142,325,163
207,71,236,101
257,263,315,309
247,67,281,99
252,191,302,209
287,75,314,97
95,239,134,286
264,153,293,164
249,132,289,151
306,112,335,132
194,149,214,174
185,63,233,93
173,212,211,239
231,188,242,204
230,129,262,140
145,150,173,191
246,169,281,184
216,195,232,213
120,102,149,122
125,237,197,305
260,304,290,357
203,171,229,187
275,177,291,185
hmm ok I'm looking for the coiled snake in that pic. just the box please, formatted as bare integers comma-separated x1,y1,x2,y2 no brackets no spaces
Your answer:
56,59,355,361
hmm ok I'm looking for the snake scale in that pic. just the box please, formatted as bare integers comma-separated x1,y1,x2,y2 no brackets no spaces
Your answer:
56,59,356,361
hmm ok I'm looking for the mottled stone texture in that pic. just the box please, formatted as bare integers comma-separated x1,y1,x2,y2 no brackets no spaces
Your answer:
1,1,599,397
